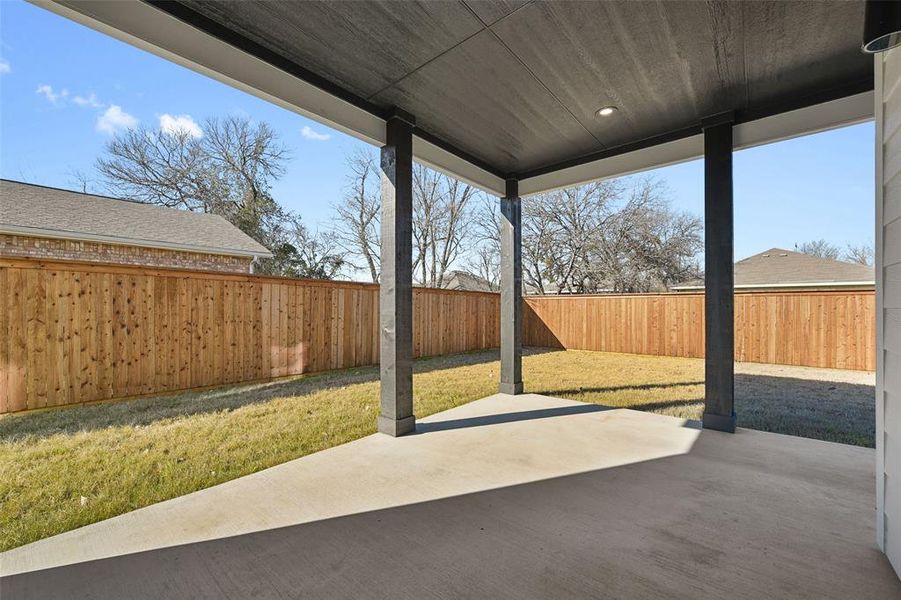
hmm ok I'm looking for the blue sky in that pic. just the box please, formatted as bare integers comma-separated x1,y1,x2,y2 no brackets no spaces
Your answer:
0,0,875,261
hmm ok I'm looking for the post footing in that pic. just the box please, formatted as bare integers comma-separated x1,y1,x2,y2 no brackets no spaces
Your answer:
378,415,416,437
499,382,524,395
702,412,736,433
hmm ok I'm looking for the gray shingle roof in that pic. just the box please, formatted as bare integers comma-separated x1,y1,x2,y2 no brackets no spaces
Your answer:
675,248,874,290
0,179,271,257
441,270,496,293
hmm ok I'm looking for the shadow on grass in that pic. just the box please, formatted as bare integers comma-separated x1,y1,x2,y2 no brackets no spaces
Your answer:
541,381,705,396
0,348,875,447
544,374,874,447
734,374,875,447
0,348,559,442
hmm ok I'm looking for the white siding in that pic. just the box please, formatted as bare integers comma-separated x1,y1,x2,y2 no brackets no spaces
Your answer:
878,47,901,575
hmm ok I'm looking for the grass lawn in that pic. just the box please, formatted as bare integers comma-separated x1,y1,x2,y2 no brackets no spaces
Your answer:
0,348,874,551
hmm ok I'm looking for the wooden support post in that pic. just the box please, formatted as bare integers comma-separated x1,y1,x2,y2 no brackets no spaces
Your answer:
702,113,736,433
500,178,523,395
378,108,416,436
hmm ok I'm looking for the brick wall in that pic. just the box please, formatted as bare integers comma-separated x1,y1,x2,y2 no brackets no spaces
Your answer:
0,233,254,273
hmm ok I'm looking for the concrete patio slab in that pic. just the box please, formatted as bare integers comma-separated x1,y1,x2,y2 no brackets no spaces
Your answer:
1,393,898,599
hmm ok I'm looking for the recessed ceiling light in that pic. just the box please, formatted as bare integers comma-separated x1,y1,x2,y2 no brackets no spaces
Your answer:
596,106,618,117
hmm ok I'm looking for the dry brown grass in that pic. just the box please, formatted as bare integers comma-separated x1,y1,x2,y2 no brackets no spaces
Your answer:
0,348,874,551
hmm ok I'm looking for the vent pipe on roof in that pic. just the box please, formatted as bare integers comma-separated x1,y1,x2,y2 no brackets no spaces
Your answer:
863,1,901,53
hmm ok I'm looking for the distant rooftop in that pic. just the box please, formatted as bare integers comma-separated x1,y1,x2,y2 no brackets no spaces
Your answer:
442,270,496,293
0,179,271,258
674,248,874,290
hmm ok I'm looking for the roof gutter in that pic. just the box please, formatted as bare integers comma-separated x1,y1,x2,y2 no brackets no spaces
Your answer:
0,224,273,259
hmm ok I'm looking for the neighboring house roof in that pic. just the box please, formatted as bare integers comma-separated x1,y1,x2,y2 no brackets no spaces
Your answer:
673,248,874,290
0,179,272,258
441,270,496,293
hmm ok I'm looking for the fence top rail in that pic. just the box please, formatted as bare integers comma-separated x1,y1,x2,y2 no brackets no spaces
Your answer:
525,293,698,300
0,257,502,298
525,289,875,300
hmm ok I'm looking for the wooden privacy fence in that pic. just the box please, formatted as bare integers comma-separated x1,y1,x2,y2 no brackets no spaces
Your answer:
0,259,500,414
524,290,876,372
0,257,876,415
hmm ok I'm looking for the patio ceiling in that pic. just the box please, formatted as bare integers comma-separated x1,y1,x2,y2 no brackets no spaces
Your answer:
172,0,872,172
35,0,874,196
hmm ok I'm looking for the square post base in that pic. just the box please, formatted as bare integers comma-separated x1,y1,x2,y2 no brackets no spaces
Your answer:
499,381,523,395
702,412,736,433
378,414,416,437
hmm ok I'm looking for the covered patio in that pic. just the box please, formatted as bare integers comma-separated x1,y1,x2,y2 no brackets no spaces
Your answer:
3,394,899,598
6,0,901,594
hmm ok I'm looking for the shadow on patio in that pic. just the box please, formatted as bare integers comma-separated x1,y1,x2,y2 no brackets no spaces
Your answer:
1,393,896,599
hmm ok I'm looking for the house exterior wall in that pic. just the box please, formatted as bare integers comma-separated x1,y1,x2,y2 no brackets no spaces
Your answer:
0,233,254,273
876,47,901,577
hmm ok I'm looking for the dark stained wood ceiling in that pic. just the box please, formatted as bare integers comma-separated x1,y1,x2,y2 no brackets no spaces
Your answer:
168,0,872,178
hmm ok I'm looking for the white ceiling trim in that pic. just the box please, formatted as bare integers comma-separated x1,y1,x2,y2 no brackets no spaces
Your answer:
519,91,875,197
412,137,506,195
518,135,704,197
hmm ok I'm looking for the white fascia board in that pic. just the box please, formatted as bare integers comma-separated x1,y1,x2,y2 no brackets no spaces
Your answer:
732,91,874,150
519,91,875,197
33,0,385,145
518,134,703,197
412,137,506,196
31,0,506,196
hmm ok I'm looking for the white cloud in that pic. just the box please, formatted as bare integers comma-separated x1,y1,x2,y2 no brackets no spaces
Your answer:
96,105,138,134
73,92,103,109
36,84,68,105
301,125,331,141
0,59,10,74
159,113,203,138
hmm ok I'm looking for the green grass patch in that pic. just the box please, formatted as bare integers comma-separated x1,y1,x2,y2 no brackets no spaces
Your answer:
0,348,874,551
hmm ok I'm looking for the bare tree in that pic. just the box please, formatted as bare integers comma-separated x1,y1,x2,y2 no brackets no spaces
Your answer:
333,153,479,286
260,215,344,279
597,180,702,292
67,169,96,194
521,197,563,294
844,243,874,266
97,115,289,227
468,246,501,291
476,177,702,294
201,117,288,235
97,126,212,210
411,165,478,287
535,181,620,293
96,114,346,279
468,196,502,289
797,239,842,261
412,164,441,285
333,148,381,282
